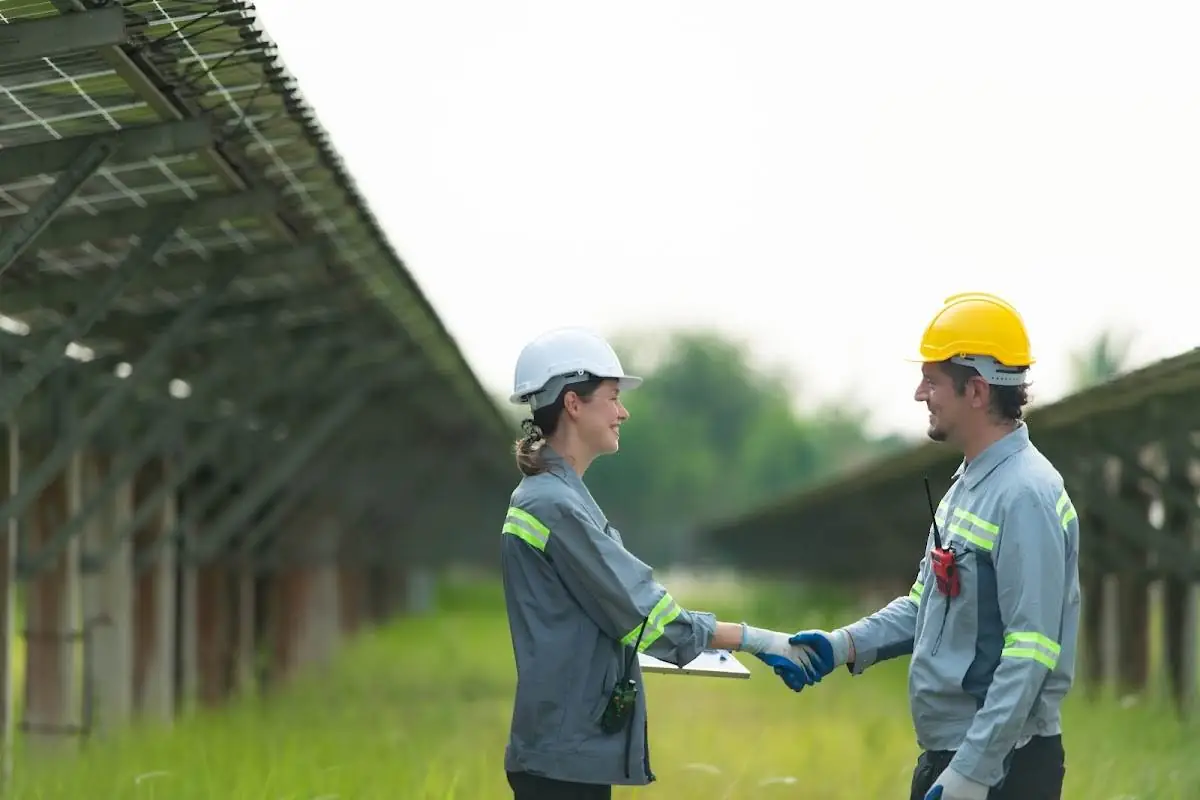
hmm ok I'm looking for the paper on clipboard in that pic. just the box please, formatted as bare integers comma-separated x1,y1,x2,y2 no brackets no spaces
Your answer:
637,649,751,679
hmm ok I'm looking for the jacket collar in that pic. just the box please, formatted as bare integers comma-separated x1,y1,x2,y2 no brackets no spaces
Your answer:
540,444,608,527
952,422,1031,489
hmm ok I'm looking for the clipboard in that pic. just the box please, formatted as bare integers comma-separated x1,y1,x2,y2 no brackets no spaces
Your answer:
637,649,751,679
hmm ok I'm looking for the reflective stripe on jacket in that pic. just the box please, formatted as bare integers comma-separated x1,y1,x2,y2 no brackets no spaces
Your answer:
501,446,717,786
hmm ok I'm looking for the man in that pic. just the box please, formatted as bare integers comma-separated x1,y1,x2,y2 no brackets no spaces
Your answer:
792,293,1080,800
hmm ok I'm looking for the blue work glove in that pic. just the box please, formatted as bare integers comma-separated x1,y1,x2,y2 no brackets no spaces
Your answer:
737,623,823,691
924,765,989,800
788,628,854,680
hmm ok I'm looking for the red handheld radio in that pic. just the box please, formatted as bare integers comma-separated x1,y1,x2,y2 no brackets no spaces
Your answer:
923,476,960,598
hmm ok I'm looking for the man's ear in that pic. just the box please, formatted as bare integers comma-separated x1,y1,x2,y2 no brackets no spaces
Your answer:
969,377,990,409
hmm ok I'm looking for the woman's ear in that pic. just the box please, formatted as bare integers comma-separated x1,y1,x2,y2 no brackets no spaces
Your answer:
560,389,578,419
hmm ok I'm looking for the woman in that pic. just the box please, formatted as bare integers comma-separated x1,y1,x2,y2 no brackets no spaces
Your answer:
500,327,823,800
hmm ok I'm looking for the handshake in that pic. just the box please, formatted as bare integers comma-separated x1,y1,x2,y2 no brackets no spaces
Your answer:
739,624,854,691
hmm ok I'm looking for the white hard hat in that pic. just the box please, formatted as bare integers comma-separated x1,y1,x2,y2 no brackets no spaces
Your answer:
509,327,643,410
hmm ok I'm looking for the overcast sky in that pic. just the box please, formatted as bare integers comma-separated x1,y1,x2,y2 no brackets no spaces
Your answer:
252,0,1199,437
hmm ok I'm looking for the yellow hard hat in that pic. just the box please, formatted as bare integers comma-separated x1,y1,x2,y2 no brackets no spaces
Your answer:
916,292,1034,368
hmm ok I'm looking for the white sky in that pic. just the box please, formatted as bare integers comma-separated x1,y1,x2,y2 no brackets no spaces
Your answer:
252,0,1199,437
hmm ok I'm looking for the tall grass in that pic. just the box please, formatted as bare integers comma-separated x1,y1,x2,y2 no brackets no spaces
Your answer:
5,574,1198,799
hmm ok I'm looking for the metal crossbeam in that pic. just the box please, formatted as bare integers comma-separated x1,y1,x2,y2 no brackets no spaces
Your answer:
89,350,404,575
0,210,184,423
87,285,363,342
160,385,418,573
22,335,364,578
242,439,367,564
0,241,328,316
0,260,239,534
156,366,408,544
185,384,381,565
30,189,277,252
0,119,216,186
250,440,423,571
0,7,127,65
0,137,114,274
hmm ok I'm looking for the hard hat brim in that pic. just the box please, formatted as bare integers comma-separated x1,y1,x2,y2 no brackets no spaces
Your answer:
508,373,643,406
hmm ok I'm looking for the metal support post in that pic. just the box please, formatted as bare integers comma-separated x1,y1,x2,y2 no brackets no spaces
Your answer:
0,137,116,275
0,211,184,421
0,259,238,537
185,383,383,566
17,339,340,578
87,351,397,575
0,361,19,791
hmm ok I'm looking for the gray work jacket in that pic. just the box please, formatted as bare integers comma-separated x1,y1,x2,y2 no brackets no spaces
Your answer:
500,446,716,786
843,423,1081,787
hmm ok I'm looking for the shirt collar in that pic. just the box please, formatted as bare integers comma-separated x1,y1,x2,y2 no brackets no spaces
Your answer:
952,422,1031,489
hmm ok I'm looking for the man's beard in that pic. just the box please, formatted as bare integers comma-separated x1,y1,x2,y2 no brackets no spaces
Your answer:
926,424,949,443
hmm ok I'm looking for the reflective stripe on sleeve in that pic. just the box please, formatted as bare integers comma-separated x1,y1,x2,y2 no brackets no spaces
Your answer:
908,580,924,606
1056,489,1077,532
621,591,682,651
502,506,550,552
1001,631,1061,669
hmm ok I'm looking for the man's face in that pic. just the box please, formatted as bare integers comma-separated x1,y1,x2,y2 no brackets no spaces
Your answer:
914,362,970,444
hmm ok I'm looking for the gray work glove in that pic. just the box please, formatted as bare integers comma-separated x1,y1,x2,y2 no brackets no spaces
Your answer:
924,765,989,800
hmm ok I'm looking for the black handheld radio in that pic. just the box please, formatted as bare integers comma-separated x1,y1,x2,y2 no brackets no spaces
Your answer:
600,615,647,735
923,476,960,598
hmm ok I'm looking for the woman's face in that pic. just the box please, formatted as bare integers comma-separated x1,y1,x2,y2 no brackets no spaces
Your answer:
567,379,630,456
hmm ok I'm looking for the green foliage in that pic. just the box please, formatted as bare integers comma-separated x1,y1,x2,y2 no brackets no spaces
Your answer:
584,328,901,565
1067,328,1136,391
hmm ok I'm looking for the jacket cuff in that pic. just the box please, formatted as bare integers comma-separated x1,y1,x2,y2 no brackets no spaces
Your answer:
949,743,1003,788
839,620,879,674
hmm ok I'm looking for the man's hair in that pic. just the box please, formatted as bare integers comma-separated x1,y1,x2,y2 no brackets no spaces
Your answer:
938,360,1030,422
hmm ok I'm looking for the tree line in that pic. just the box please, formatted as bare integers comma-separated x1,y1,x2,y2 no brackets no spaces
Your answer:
501,328,909,566
498,326,1137,567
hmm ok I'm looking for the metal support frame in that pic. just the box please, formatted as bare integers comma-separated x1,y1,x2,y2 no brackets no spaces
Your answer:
249,414,493,569
185,381,383,565
0,255,238,539
0,241,327,316
0,6,127,65
242,432,402,567
30,189,277,253
17,333,366,578
0,210,185,423
146,375,415,576
0,137,115,274
89,285,363,344
157,378,426,567
0,119,216,186
88,348,402,575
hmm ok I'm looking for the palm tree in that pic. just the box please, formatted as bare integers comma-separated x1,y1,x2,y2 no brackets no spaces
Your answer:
1067,329,1135,391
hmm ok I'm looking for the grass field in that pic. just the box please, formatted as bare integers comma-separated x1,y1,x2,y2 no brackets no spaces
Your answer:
5,573,1199,799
